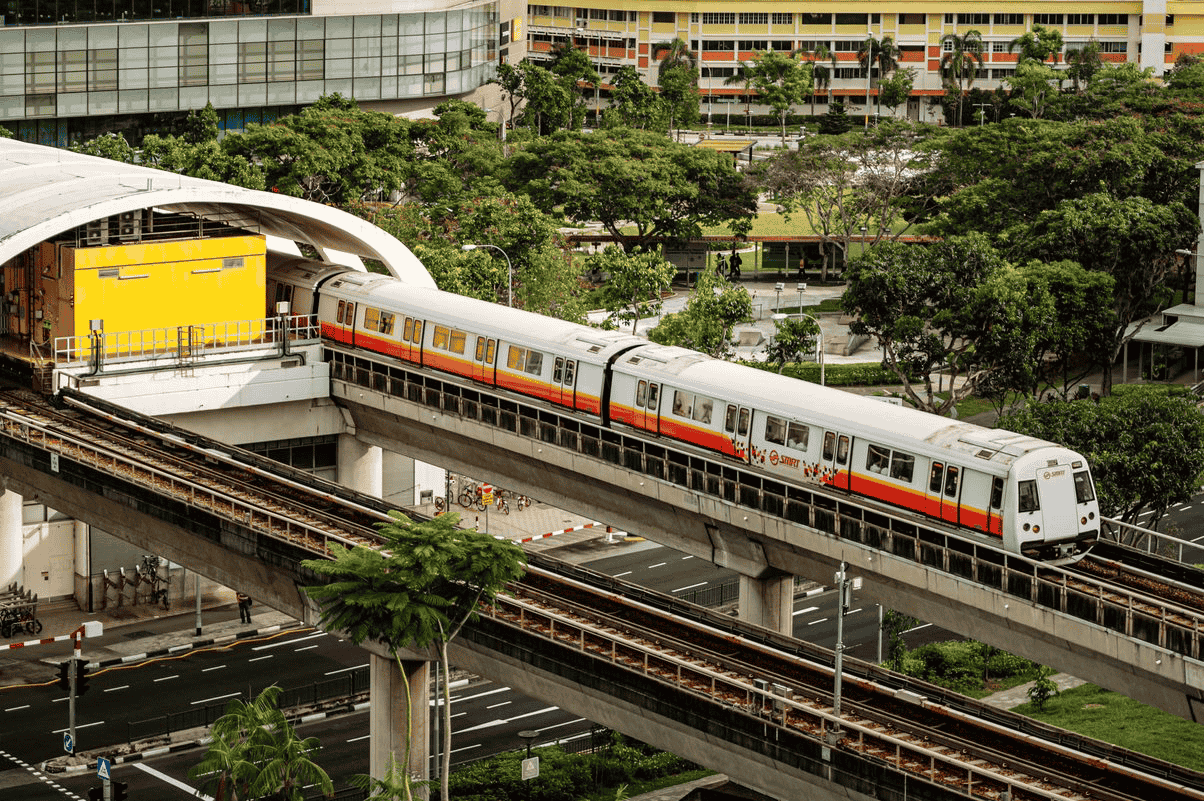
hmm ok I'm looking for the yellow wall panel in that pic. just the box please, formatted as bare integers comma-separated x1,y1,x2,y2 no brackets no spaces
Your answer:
71,235,266,339
1174,19,1204,36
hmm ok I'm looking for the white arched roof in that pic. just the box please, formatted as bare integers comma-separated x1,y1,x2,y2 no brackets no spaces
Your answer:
0,138,436,288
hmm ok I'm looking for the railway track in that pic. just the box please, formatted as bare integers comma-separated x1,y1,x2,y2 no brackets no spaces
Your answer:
507,557,1204,801
0,388,390,558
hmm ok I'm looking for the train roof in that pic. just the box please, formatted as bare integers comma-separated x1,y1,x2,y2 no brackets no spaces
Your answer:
627,348,1061,468
322,273,646,361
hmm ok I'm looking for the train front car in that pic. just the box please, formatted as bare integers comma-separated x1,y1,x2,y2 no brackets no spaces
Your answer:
1004,446,1099,563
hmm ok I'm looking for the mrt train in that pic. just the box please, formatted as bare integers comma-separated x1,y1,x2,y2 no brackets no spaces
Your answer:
269,260,1099,562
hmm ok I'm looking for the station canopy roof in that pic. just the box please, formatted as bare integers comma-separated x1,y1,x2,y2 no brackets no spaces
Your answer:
0,138,434,287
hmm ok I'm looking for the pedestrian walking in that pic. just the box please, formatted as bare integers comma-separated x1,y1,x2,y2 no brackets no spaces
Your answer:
237,591,252,624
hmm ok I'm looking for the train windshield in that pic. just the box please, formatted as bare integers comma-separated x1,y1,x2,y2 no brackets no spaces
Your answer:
1073,471,1095,503
1018,480,1039,512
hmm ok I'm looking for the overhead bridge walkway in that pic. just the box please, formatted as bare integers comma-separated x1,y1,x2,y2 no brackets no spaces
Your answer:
326,345,1204,724
0,387,1195,801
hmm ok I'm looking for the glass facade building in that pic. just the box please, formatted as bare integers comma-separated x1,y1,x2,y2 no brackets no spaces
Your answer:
1,2,498,144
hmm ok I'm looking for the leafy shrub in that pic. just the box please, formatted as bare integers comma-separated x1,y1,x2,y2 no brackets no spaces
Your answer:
737,359,905,387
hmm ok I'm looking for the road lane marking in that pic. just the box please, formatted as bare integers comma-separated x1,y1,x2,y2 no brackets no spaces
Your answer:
486,701,511,710
808,618,828,625
249,655,274,663
52,720,104,733
648,562,667,569
672,582,707,592
4,705,29,712
133,762,214,801
104,685,130,692
201,665,227,673
153,675,178,682
613,571,632,578
192,692,240,706
294,645,320,652
793,605,820,617
325,663,370,675
251,631,326,651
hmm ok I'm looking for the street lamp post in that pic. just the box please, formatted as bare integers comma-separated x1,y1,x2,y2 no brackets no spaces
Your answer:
797,311,825,386
973,102,990,126
462,244,513,307
774,282,784,314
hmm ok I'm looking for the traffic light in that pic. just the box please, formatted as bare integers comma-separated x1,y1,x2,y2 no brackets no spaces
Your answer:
74,660,90,696
55,660,71,691
87,787,103,801
112,780,129,801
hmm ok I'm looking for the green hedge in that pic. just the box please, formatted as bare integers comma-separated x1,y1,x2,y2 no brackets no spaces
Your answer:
737,360,903,387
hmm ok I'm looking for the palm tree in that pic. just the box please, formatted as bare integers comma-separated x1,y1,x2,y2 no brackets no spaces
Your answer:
940,30,985,126
652,37,697,83
856,36,901,121
189,685,334,801
800,44,838,116
723,59,754,128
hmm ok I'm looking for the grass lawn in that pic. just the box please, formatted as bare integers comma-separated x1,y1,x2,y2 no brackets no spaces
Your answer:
1012,684,1204,772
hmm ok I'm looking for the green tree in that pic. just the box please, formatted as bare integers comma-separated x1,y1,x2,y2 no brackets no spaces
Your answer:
70,131,136,162
1026,665,1060,711
764,315,822,373
659,63,700,141
303,511,527,801
842,234,1042,415
1005,60,1065,119
648,266,753,358
723,59,755,128
589,245,677,332
507,128,757,253
1001,386,1204,530
858,35,900,119
492,63,525,135
747,50,813,144
878,68,915,115
818,100,851,135
547,42,599,128
516,60,575,135
1008,24,1064,64
1015,193,1196,395
606,65,665,130
882,610,918,671
1065,41,1103,93
180,102,220,144
188,685,334,801
939,30,985,126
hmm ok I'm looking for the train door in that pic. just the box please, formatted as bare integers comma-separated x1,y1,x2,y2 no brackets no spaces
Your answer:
1034,463,1076,537
633,379,661,433
926,462,962,525
959,469,993,533
472,335,497,383
723,404,752,461
552,357,577,408
819,431,852,489
334,299,356,346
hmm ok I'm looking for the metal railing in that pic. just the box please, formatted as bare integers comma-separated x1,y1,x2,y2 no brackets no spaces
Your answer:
127,666,369,743
328,348,1204,662
1101,516,1202,563
53,314,319,366
0,406,371,561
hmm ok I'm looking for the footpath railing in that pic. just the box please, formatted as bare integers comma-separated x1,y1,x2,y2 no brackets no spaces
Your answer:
126,666,369,743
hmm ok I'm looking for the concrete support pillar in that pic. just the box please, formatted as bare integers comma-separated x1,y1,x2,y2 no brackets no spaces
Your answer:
338,434,383,498
738,573,794,636
382,450,415,509
0,488,22,588
370,653,430,791
73,520,89,609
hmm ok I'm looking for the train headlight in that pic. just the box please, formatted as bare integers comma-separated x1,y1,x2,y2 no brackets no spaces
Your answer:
1081,516,1087,525
1023,523,1030,531
1088,512,1094,520
1032,525,1040,533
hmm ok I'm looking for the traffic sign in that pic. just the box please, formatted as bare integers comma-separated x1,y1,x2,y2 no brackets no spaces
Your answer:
481,484,494,505
521,755,540,780
96,757,111,781
63,733,73,754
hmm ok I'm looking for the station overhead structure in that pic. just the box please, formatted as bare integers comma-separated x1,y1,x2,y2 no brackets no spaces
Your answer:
0,138,433,360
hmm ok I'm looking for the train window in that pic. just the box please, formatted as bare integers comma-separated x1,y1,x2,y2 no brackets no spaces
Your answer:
724,405,737,433
929,462,944,493
672,390,693,418
944,466,960,498
507,345,525,371
765,416,786,445
563,360,575,386
1018,479,1040,512
836,435,849,465
636,381,648,407
449,330,467,354
364,307,381,331
337,300,347,324
823,431,836,460
693,398,713,424
525,351,543,375
486,339,496,364
433,325,450,350
890,453,915,482
476,337,486,361
411,321,422,342
553,357,564,382
403,318,414,341
787,423,809,450
648,383,660,409
990,476,1004,509
866,445,890,474
379,311,394,335
1073,471,1095,503
737,407,749,436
